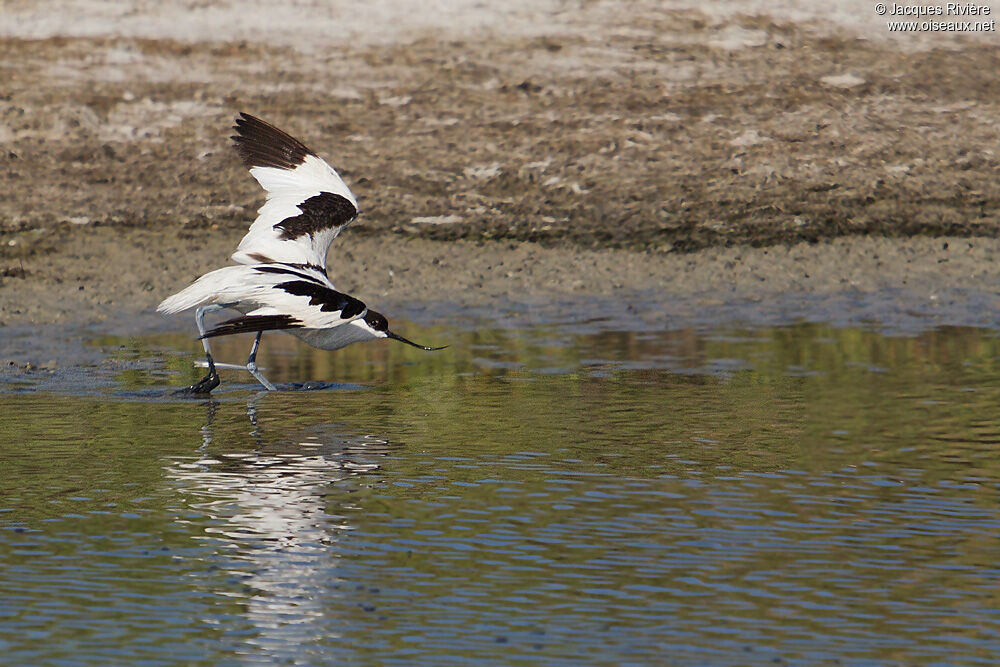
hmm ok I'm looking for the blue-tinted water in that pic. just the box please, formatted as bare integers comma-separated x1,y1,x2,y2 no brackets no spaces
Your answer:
2,306,1000,665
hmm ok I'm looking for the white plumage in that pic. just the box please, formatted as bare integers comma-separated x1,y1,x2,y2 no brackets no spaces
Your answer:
158,264,359,330
231,154,358,267
158,113,443,394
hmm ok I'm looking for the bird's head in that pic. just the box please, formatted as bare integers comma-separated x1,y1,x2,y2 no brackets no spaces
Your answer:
364,310,447,351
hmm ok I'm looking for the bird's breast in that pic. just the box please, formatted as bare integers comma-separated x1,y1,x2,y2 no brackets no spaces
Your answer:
291,322,380,351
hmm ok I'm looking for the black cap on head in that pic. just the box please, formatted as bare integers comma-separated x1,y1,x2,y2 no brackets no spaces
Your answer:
364,310,388,332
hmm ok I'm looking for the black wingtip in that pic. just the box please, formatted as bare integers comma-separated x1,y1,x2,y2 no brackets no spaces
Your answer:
231,112,316,171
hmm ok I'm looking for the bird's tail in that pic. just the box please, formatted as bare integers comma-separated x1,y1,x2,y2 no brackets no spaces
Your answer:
157,279,214,314
157,266,250,314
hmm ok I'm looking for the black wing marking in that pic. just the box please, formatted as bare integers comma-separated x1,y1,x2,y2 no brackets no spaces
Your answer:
274,192,357,241
232,112,316,171
276,280,366,319
254,264,328,283
201,314,304,339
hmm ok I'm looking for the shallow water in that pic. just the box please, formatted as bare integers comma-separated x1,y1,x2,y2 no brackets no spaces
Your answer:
3,314,1000,665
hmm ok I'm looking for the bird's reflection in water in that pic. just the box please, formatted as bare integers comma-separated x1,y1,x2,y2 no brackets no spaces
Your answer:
165,397,397,652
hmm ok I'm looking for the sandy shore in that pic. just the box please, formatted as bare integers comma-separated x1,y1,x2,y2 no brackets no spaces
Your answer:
1,1,998,327
4,225,1000,328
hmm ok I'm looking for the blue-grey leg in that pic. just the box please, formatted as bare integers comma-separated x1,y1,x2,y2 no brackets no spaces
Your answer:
173,304,225,396
246,331,276,391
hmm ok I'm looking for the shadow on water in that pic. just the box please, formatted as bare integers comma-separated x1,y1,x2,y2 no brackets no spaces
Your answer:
3,318,1000,663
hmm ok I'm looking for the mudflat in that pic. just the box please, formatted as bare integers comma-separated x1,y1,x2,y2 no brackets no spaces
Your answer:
1,1,998,326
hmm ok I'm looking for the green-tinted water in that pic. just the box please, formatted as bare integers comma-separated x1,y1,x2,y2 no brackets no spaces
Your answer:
2,319,1000,665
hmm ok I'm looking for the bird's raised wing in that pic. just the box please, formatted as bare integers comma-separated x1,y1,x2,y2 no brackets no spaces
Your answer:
229,112,359,272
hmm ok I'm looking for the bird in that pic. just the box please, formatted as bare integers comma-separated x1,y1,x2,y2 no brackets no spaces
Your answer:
157,112,445,394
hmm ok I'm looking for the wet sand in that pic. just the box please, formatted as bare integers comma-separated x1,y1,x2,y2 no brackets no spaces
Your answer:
5,224,1000,328
1,1,998,328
